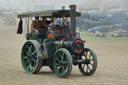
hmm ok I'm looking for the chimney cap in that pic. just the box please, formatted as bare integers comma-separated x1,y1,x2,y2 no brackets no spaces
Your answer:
69,4,77,9
62,6,65,10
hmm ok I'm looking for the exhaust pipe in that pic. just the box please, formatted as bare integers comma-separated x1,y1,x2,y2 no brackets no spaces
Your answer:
69,4,77,38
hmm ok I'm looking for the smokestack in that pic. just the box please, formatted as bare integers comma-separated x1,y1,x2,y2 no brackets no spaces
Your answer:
69,4,76,37
62,6,65,10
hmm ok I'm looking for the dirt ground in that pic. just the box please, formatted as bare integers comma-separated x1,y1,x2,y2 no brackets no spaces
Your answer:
0,24,128,85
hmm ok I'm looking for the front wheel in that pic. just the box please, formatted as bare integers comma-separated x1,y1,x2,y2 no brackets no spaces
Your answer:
78,48,97,76
53,48,72,78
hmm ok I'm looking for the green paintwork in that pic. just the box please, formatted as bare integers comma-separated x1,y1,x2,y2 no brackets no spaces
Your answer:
18,10,81,18
31,31,40,40
53,48,72,78
21,41,37,72
30,30,56,59
31,30,48,41
46,41,56,59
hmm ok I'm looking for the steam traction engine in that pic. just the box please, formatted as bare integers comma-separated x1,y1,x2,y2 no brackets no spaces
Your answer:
18,5,97,78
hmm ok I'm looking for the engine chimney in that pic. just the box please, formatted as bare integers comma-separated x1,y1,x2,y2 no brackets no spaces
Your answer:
69,4,77,38
62,6,65,10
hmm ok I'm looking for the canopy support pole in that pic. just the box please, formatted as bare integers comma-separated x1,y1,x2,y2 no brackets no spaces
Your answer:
26,17,29,33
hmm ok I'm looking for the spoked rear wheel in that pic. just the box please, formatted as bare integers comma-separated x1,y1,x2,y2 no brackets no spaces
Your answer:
78,48,97,76
21,40,42,74
53,48,72,78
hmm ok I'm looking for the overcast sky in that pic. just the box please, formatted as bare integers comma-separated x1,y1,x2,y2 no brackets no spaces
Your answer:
0,0,128,10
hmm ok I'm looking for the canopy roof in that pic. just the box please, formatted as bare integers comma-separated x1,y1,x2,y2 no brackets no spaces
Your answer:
17,10,81,18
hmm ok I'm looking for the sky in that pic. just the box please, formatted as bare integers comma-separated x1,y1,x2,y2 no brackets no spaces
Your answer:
0,0,128,11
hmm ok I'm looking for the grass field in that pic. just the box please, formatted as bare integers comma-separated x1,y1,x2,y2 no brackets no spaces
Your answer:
79,30,128,41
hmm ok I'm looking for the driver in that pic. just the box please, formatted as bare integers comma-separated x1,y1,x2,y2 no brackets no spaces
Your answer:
31,16,42,34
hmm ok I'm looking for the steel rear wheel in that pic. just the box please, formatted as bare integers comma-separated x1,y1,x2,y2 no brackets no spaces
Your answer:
53,48,72,78
78,48,97,76
21,40,42,74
